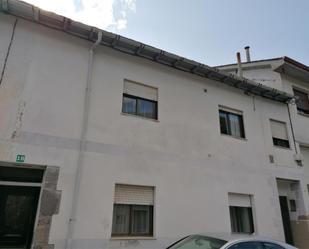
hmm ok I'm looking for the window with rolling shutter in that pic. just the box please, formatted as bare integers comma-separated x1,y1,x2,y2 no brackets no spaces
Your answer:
228,193,255,234
112,184,154,237
270,119,290,148
293,89,309,114
122,80,158,120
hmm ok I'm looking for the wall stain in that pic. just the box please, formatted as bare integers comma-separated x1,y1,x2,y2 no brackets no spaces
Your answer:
11,100,26,140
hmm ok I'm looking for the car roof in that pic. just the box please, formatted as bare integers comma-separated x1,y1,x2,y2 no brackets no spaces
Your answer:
188,233,297,249
193,233,264,241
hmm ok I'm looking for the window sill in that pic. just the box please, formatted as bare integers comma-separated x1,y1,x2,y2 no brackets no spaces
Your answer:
121,112,159,122
273,145,292,150
220,133,247,141
297,111,309,118
110,236,156,241
231,232,255,236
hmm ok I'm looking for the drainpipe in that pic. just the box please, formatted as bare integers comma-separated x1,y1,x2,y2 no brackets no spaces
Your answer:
64,30,103,249
236,52,243,78
286,102,298,154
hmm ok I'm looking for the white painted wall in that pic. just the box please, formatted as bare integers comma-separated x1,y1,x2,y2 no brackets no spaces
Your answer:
219,62,309,158
0,14,308,249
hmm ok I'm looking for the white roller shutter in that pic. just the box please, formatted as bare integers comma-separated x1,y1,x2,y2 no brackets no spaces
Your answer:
219,105,243,115
270,120,288,140
114,184,154,205
228,193,252,207
124,80,158,101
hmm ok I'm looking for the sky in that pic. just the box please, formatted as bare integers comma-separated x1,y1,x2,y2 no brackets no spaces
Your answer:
22,0,309,66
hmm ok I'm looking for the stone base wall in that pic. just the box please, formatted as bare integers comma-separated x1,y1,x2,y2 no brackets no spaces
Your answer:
32,166,62,249
291,217,309,249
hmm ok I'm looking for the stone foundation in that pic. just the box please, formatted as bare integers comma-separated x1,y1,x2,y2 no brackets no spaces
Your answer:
291,217,309,249
32,166,62,249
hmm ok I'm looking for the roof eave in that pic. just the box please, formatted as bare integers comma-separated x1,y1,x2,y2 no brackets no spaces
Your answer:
0,0,294,103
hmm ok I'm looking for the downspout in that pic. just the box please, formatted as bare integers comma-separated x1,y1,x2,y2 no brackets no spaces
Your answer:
65,30,103,249
287,102,298,154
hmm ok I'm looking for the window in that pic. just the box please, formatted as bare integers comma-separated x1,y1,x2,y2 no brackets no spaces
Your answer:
219,108,245,138
112,184,154,237
0,166,44,183
289,199,297,212
122,80,158,120
228,193,255,234
262,242,285,249
293,88,309,115
228,242,263,249
167,235,227,249
270,120,290,148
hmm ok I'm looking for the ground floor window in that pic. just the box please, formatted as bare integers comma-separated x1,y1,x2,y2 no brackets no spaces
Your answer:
112,204,153,236
112,184,154,237
228,193,255,234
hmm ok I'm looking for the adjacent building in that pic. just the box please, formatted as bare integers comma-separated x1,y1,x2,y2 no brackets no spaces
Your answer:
0,1,308,249
217,52,309,249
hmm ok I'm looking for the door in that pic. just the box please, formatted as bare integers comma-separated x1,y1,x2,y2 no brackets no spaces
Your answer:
0,185,40,249
279,196,294,245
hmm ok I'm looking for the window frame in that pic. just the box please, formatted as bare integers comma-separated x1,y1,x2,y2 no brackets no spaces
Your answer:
270,119,290,149
229,206,255,234
111,203,154,237
293,88,309,115
219,109,246,139
122,93,158,120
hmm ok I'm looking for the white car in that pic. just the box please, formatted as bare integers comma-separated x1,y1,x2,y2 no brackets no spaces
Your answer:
166,234,298,249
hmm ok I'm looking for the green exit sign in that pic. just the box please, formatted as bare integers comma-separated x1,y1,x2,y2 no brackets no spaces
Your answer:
16,154,25,163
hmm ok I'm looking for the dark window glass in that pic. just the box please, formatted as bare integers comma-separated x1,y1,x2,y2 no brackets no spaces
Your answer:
0,166,44,183
219,110,245,138
122,96,137,115
219,111,229,135
229,242,263,249
262,242,285,249
293,89,309,114
122,94,157,120
137,99,157,119
230,206,254,234
112,204,153,237
289,200,297,212
272,138,290,148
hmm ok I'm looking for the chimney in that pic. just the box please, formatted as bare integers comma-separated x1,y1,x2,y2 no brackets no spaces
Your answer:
236,52,243,78
244,46,251,62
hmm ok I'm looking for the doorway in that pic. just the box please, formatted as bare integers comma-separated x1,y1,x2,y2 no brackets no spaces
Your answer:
279,196,294,245
0,185,40,249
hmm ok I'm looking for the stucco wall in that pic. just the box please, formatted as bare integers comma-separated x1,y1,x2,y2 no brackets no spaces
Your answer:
0,14,308,249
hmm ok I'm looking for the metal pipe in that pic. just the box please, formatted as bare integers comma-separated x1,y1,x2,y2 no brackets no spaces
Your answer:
64,30,103,249
236,52,243,78
287,102,298,154
244,46,251,62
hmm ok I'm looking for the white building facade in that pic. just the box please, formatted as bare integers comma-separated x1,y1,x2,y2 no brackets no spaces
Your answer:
0,1,308,249
218,52,309,249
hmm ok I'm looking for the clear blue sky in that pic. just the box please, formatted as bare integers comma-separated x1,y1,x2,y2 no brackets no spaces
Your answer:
24,0,309,66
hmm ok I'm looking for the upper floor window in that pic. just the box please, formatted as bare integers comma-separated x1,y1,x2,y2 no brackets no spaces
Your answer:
219,107,245,139
122,80,158,120
270,119,290,148
293,88,309,115
228,193,255,234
